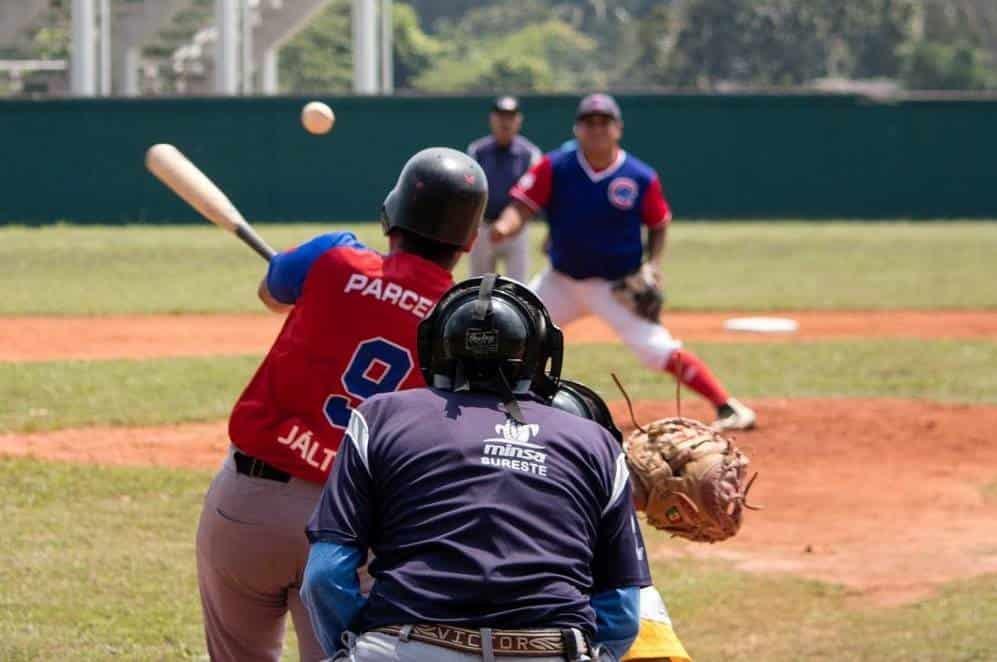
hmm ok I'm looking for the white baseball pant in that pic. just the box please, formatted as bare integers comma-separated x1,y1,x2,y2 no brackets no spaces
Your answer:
529,267,682,369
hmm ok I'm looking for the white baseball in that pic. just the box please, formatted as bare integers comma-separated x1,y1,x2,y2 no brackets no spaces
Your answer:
301,101,335,135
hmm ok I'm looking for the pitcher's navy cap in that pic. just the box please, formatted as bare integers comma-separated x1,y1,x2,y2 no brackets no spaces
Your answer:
576,93,621,121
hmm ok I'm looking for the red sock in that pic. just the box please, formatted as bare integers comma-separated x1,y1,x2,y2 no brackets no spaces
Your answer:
664,349,729,408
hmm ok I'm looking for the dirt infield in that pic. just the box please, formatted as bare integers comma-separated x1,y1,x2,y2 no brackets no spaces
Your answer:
2,397,996,605
3,309,997,362
3,309,996,604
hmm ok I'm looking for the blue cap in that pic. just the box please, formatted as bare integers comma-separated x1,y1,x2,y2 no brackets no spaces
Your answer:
575,93,621,121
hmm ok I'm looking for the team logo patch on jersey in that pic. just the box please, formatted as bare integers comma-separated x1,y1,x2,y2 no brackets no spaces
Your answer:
480,421,548,476
608,176,639,210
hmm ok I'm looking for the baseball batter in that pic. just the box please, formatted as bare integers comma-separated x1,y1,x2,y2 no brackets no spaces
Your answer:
301,276,649,661
195,148,487,661
491,93,756,431
466,95,542,283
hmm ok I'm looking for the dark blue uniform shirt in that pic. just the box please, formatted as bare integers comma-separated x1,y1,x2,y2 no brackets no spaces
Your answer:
307,388,650,637
468,135,541,221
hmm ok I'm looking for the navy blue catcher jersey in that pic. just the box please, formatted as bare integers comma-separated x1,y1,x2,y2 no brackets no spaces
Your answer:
306,388,651,636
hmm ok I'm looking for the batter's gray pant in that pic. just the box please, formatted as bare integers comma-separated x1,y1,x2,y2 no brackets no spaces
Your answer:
196,447,325,662
331,631,616,662
469,219,531,284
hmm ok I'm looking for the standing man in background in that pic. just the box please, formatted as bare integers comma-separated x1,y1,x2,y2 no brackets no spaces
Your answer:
491,93,756,431
467,96,542,283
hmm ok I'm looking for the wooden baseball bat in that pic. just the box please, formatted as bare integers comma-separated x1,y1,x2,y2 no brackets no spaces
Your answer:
145,143,276,261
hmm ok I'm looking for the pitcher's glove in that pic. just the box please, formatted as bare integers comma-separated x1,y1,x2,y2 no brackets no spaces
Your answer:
624,417,759,543
610,263,664,323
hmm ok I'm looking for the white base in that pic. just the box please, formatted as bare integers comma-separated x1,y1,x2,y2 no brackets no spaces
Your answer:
723,316,799,334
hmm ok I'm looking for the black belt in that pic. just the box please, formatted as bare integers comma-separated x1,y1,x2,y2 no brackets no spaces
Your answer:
233,451,291,482
373,624,592,660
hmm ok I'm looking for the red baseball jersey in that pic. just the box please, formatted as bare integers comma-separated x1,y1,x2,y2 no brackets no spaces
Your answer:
229,231,454,483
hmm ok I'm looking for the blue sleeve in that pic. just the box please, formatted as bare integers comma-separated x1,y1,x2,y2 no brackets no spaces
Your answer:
591,586,640,659
265,231,365,304
300,541,368,655
592,452,653,592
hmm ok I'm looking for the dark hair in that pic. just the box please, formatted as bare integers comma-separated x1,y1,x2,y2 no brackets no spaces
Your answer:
391,227,463,265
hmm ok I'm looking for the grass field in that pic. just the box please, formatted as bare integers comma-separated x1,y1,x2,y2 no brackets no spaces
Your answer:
3,459,996,661
4,339,997,434
2,221,996,661
2,222,997,314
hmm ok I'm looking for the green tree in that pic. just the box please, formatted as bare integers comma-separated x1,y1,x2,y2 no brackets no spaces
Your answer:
392,2,446,89
902,40,991,89
476,55,553,91
659,0,919,88
663,0,755,87
413,18,596,92
829,0,918,78
278,0,353,93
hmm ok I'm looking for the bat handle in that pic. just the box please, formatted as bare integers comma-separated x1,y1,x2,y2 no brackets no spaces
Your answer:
235,224,277,262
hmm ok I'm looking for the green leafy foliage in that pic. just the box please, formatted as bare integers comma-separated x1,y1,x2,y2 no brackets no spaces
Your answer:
902,41,993,90
7,0,997,94
658,0,920,88
392,2,446,89
414,17,597,92
278,0,353,93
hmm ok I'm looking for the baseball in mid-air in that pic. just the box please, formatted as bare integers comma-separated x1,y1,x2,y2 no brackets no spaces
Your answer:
301,101,335,135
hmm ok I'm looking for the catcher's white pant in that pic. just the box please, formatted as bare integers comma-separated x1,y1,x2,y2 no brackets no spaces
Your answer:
530,268,682,369
469,220,530,283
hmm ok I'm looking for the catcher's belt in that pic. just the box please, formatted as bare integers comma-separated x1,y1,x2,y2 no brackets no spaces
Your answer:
372,624,592,659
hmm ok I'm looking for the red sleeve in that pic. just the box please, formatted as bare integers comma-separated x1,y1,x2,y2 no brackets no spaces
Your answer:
509,155,553,212
642,175,672,228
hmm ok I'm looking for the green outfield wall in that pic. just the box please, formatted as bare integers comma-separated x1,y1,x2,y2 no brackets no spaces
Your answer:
1,94,994,223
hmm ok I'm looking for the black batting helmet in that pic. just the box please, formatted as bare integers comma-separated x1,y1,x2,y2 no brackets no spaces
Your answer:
551,378,622,444
417,275,563,420
381,147,487,250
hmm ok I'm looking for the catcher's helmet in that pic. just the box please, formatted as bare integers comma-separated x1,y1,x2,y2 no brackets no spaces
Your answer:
417,274,563,418
551,378,623,444
381,147,487,250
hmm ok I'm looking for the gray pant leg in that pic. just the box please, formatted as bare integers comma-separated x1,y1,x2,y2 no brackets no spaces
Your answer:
289,585,328,662
196,455,325,662
469,220,498,277
502,227,531,284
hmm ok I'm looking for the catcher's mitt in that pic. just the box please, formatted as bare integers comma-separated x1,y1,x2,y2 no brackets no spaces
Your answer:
610,264,664,323
624,417,758,543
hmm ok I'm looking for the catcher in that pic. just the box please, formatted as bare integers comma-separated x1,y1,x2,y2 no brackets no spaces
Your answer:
552,378,759,661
